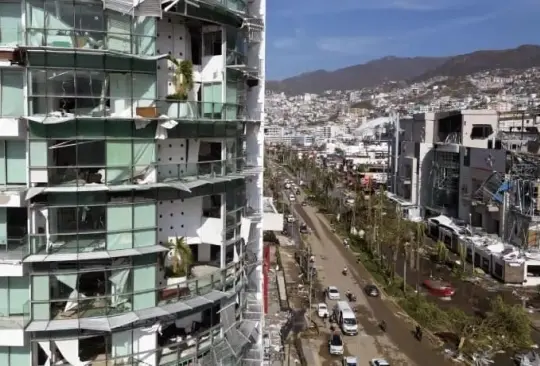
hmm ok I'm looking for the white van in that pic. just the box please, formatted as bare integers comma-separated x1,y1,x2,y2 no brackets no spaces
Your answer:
333,301,358,335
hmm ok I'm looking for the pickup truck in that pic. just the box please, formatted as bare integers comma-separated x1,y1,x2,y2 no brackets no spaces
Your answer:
328,332,344,355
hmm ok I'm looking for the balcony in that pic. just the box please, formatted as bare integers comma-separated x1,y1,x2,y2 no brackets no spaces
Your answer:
26,261,243,332
26,97,246,123
28,157,252,192
34,323,224,366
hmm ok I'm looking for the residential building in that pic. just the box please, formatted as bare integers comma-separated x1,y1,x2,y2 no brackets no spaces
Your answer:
0,0,265,364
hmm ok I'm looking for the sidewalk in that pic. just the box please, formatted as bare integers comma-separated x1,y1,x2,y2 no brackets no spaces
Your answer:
265,245,301,365
278,244,323,366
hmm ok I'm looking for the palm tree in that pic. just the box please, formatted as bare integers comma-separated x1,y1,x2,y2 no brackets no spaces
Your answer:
435,240,449,263
167,236,193,277
322,171,336,209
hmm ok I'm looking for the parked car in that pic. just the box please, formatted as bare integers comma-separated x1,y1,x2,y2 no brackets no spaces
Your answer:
328,332,344,355
365,284,380,297
370,359,390,366
317,303,329,318
342,356,358,366
327,286,341,300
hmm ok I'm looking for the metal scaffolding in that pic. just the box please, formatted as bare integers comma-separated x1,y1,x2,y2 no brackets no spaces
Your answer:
429,150,460,215
471,152,540,248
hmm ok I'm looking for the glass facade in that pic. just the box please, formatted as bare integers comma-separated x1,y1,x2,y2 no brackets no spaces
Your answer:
25,0,156,55
28,120,249,188
0,2,22,47
0,0,263,363
0,70,24,118
0,140,26,185
28,257,242,322
29,192,158,255
28,69,157,119
29,323,223,366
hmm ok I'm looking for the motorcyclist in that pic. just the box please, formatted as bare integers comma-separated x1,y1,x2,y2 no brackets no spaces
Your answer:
342,266,348,275
380,320,387,331
415,325,423,341
345,289,351,298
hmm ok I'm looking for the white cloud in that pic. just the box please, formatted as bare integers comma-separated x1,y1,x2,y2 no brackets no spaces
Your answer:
272,29,305,49
279,0,460,16
314,13,497,54
273,38,297,49
316,36,389,54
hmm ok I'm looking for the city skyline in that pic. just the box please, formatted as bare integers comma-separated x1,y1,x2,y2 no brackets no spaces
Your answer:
267,0,540,80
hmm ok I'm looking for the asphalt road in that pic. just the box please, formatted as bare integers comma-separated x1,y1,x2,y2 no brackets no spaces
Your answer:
275,162,452,365
293,202,451,366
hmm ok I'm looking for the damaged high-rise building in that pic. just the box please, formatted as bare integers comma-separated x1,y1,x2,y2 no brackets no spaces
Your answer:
0,0,265,364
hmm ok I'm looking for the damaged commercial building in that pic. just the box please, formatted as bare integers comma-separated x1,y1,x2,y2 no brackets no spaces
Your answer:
0,0,265,364
391,109,540,285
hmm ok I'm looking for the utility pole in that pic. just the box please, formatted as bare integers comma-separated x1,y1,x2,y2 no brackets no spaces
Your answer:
392,111,400,194
469,212,475,274
307,246,313,325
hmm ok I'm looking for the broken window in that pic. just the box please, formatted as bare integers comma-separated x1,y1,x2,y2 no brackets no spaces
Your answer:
470,124,493,139
28,69,156,119
203,195,221,218
203,31,222,56
25,0,156,55
198,141,222,175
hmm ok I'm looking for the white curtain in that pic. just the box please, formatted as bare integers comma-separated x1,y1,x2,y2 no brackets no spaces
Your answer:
55,339,89,366
233,244,239,263
38,208,51,252
133,323,159,366
55,274,84,312
240,218,251,244
38,341,52,366
110,272,130,308
110,258,131,307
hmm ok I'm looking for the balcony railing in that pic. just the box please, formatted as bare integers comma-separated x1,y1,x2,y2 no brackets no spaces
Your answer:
35,323,224,366
27,99,249,122
226,49,246,66
29,157,254,188
28,262,243,324
0,235,28,260
23,27,156,56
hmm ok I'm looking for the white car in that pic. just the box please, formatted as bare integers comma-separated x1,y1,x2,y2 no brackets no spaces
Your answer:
289,194,296,201
327,286,340,300
286,214,295,223
343,356,358,366
317,303,329,318
370,359,390,366
328,333,344,355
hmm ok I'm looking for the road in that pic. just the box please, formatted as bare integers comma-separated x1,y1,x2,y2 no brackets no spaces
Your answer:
294,203,452,366
275,162,451,365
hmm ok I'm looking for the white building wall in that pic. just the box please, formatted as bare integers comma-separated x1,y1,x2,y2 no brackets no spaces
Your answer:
201,25,224,84
246,0,265,339
461,110,498,148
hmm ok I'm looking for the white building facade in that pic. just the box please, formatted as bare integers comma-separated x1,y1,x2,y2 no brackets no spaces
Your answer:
0,0,265,364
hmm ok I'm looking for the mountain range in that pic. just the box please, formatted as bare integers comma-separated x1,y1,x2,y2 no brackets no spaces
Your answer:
266,45,540,95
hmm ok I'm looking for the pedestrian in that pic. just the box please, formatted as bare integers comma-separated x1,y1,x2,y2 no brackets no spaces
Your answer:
323,312,328,325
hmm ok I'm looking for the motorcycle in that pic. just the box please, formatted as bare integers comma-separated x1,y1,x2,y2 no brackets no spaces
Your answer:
342,268,348,276
379,321,387,332
346,293,357,302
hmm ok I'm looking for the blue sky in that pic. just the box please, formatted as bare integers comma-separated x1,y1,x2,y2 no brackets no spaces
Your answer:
267,0,540,80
